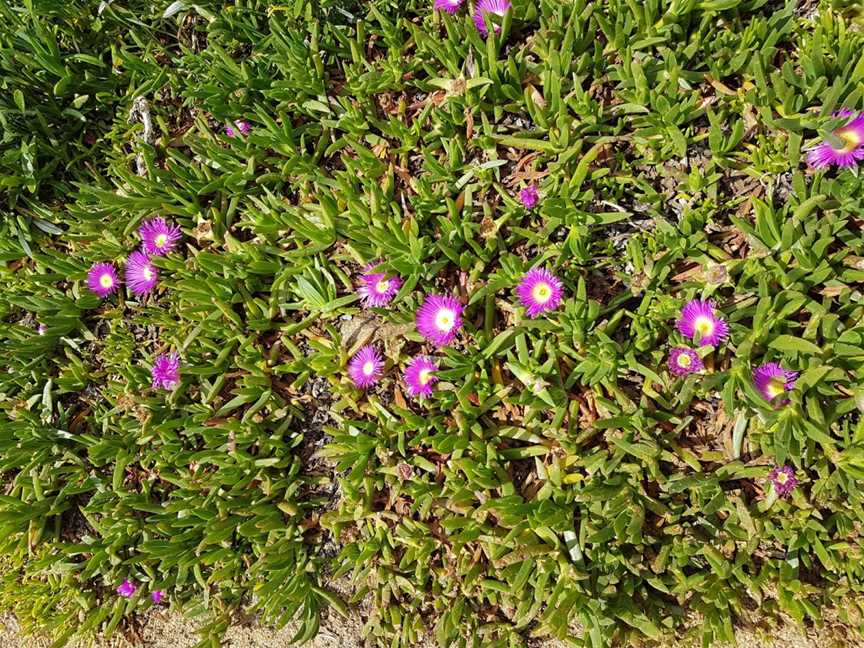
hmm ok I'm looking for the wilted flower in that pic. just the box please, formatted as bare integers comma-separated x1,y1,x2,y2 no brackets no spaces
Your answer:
139,218,181,256
769,465,798,498
347,345,384,389
404,356,439,398
117,579,136,598
807,109,864,168
473,0,511,36
667,347,703,377
151,590,164,604
434,0,462,13
519,185,539,209
676,299,729,347
37,324,47,335
152,353,180,390
753,362,797,404
358,266,402,308
516,268,564,318
125,251,158,295
87,262,120,298
416,294,463,347
225,120,252,137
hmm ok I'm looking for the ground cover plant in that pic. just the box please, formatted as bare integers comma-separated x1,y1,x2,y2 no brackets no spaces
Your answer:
2,0,864,646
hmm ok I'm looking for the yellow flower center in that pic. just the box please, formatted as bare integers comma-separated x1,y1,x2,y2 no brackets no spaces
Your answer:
435,309,455,332
694,315,714,337
776,472,789,485
143,267,153,281
532,282,552,304
362,361,375,376
766,377,786,399
677,353,692,368
418,369,432,385
375,279,390,294
155,233,168,248
99,274,114,289
835,128,862,153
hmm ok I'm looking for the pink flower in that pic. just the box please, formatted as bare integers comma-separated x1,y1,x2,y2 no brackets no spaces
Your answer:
125,251,158,295
473,0,511,36
152,353,180,390
151,590,164,604
139,218,182,256
225,120,252,137
676,299,729,347
667,347,702,376
769,465,798,498
416,294,463,347
753,362,797,404
403,356,439,399
117,579,136,598
434,0,463,13
87,263,120,299
348,345,384,389
519,185,539,209
357,266,402,308
516,268,564,318
807,109,864,168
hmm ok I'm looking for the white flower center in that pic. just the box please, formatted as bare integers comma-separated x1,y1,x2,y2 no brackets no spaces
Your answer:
776,472,789,484
143,266,153,281
99,274,114,289
766,378,786,399
418,369,432,385
362,361,375,376
532,282,552,303
435,308,455,332
677,353,692,368
694,315,714,337
375,279,390,294
155,233,168,248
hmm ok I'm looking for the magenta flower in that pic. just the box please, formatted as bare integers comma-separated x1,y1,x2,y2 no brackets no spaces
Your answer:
117,579,136,598
225,120,252,137
667,347,703,377
139,218,181,256
37,324,47,335
125,251,158,296
519,185,539,209
474,0,511,36
769,465,798,498
807,109,864,168
348,345,384,389
516,268,564,318
87,262,120,298
404,356,439,399
676,299,729,347
753,362,797,404
416,294,464,347
434,0,463,13
358,267,402,308
152,352,181,390
151,590,164,604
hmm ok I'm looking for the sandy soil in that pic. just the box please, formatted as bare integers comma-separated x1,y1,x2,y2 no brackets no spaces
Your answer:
2,607,858,648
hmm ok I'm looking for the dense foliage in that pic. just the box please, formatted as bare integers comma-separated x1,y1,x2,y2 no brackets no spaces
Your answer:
2,0,864,646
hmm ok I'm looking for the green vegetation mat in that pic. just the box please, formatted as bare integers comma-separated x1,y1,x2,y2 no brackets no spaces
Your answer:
2,0,864,646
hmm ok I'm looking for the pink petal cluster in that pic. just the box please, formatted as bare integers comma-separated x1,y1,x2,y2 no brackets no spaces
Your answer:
358,266,402,308
152,352,181,390
117,579,136,598
87,262,120,299
667,347,702,377
474,0,511,36
416,294,464,347
676,299,729,347
516,268,564,318
769,465,798,498
433,0,463,13
125,251,159,296
348,345,384,389
139,218,182,256
519,185,539,209
753,362,797,404
403,356,439,398
225,120,252,137
807,109,864,168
